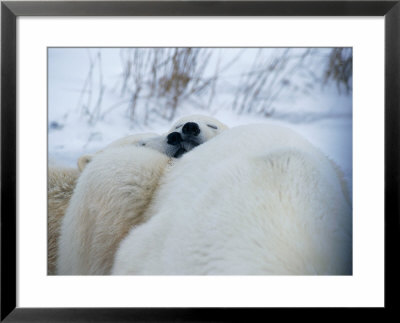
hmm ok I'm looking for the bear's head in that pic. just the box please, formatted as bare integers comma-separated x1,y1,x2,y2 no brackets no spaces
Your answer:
78,115,228,171
77,133,159,171
164,115,228,158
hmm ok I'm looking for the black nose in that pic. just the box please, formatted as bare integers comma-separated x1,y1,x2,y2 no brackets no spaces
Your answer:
167,132,182,145
182,122,200,136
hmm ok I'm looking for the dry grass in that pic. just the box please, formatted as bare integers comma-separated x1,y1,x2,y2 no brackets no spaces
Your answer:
76,47,352,125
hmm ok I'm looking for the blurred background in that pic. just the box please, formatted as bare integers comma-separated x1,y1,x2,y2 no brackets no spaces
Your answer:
48,47,352,193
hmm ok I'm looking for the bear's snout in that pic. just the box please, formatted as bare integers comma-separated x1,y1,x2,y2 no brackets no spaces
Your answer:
182,122,200,136
167,132,182,145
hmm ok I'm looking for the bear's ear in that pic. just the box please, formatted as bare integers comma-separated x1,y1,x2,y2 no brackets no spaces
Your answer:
78,155,93,172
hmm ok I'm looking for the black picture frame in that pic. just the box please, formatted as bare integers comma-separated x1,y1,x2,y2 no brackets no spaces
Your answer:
1,1,399,321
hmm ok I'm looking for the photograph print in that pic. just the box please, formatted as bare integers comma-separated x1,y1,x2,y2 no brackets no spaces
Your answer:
48,47,352,275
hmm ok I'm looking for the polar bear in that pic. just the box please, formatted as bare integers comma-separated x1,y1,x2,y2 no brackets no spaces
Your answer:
57,115,228,275
49,133,159,275
112,124,352,275
77,114,228,171
57,143,170,275
57,146,169,275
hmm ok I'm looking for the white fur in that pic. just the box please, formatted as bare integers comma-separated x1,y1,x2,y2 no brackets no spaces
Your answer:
112,124,352,275
57,144,170,275
57,115,227,275
48,166,80,275
77,133,158,171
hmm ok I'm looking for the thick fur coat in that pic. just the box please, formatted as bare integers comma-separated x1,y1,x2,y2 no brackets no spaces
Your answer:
57,115,228,275
112,124,352,275
57,146,170,275
56,121,351,275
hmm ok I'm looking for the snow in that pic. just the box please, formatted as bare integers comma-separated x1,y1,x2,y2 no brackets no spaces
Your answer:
48,48,352,196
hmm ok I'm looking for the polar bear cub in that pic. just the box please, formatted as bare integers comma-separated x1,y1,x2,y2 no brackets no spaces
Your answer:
78,115,228,171
49,133,159,275
57,143,170,275
112,124,352,275
57,115,227,275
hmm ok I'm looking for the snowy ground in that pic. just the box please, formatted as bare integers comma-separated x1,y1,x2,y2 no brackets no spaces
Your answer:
48,48,352,196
